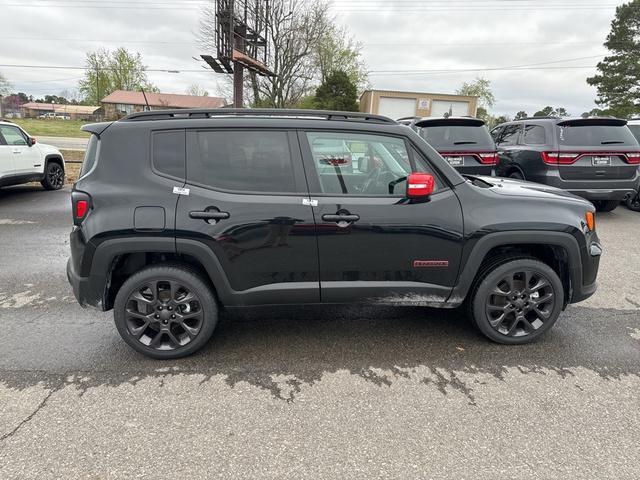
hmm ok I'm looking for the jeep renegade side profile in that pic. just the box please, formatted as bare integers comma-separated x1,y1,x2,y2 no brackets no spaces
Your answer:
67,109,602,359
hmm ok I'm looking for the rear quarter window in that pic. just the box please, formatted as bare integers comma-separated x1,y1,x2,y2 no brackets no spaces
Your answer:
523,125,546,145
152,130,185,179
79,134,100,178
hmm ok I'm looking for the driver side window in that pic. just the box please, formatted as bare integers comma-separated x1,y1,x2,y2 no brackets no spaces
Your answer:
0,125,27,146
305,131,413,196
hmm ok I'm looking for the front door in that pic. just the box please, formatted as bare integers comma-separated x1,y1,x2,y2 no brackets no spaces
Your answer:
0,125,40,175
300,129,464,304
176,128,319,306
0,131,15,180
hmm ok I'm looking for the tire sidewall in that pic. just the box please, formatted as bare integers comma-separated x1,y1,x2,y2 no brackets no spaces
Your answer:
472,259,564,344
42,162,64,190
113,266,218,359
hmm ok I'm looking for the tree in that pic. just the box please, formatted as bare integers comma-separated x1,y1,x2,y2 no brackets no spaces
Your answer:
457,77,495,109
0,72,11,96
313,25,368,91
514,111,528,120
186,84,209,97
587,0,640,118
78,48,157,104
197,0,353,107
533,106,570,117
313,70,358,111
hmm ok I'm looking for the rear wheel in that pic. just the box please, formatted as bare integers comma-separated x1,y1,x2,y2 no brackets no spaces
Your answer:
626,193,640,212
468,257,564,344
41,162,65,190
593,200,618,212
113,265,218,359
508,170,524,180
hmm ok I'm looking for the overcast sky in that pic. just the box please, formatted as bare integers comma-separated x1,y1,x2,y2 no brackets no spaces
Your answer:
0,0,628,117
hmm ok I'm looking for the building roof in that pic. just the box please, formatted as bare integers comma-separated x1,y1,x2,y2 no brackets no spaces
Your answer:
21,102,101,114
101,90,226,109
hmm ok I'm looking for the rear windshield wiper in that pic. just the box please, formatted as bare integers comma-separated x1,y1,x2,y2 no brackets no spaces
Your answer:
601,140,625,144
453,141,477,145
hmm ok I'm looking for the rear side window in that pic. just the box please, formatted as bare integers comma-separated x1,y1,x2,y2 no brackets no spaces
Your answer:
523,125,546,145
153,130,185,179
419,125,494,149
628,124,640,143
79,134,99,178
557,124,639,147
187,130,297,193
497,124,521,145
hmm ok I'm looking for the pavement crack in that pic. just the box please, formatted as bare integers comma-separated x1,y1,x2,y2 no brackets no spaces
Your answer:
0,387,57,444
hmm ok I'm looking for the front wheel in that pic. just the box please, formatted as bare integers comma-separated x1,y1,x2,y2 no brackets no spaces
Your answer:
41,162,65,190
508,170,524,180
626,193,640,212
469,257,564,344
593,200,618,212
113,265,218,359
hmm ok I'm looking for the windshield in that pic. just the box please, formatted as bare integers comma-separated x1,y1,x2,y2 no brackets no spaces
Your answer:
556,125,639,147
419,125,494,149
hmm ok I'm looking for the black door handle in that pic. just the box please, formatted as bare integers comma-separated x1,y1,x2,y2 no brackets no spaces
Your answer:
189,210,230,222
322,213,360,222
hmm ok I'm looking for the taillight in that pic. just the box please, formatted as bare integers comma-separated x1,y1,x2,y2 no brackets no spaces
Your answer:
542,152,579,165
625,152,640,164
477,152,498,165
71,191,92,226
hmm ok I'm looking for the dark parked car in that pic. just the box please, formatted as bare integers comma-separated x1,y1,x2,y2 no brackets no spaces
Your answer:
492,117,640,212
67,109,601,358
399,116,497,175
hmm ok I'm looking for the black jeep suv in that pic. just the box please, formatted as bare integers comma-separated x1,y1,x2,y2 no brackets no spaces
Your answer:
399,116,497,176
67,109,601,358
492,117,640,212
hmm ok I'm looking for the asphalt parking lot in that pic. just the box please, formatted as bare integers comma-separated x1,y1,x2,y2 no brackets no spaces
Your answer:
0,185,638,479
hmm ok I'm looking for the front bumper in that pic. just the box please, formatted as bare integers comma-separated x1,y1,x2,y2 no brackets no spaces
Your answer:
569,238,601,304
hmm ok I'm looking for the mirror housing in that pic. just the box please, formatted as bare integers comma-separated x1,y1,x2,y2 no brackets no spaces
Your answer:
406,173,435,199
29,137,36,146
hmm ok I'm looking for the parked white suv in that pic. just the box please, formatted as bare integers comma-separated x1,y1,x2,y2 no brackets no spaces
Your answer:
0,120,65,190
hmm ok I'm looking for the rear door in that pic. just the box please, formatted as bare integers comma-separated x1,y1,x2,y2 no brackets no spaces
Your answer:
555,119,640,181
300,129,464,304
176,128,319,306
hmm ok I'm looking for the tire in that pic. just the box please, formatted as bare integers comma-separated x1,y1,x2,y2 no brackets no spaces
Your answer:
508,170,524,180
593,200,618,212
113,264,218,359
41,162,65,190
468,256,564,345
626,193,640,212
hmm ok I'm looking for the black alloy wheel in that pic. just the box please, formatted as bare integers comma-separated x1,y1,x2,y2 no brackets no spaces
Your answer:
114,265,218,359
485,270,555,337
42,162,65,190
626,193,640,212
470,257,563,344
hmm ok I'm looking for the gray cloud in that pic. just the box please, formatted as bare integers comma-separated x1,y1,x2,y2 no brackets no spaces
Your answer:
0,0,625,115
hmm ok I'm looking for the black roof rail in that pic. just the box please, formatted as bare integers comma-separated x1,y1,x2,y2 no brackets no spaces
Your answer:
396,116,421,122
121,108,397,124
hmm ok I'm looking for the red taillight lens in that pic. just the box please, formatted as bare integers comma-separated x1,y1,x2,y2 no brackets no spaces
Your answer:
625,152,640,164
76,200,88,219
542,152,579,165
477,152,498,165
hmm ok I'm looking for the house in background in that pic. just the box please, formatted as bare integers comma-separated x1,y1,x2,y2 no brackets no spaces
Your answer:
360,89,479,120
101,90,227,119
20,102,101,120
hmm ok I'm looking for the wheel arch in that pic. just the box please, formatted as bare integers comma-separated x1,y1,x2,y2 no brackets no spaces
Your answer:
449,231,582,307
44,153,65,169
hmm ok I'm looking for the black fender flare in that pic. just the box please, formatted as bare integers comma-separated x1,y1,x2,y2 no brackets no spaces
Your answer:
448,231,583,305
44,154,65,171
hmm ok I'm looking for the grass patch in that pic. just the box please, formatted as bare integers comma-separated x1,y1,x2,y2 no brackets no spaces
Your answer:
10,118,90,138
65,163,82,184
60,149,85,162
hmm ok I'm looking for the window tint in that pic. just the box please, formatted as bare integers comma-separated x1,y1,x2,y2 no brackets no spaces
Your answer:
0,125,27,146
79,134,100,178
628,124,640,143
523,124,546,145
153,130,185,179
557,125,639,147
419,125,494,149
490,126,502,142
306,131,430,196
497,124,521,145
187,130,296,193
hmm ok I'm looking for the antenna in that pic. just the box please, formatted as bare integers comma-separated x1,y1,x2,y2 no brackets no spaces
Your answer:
140,88,151,111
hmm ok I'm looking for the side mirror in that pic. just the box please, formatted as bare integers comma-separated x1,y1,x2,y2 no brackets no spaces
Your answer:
407,172,435,198
29,137,36,146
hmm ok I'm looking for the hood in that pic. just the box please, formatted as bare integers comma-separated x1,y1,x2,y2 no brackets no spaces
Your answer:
471,175,591,205
36,142,63,156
